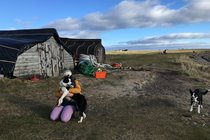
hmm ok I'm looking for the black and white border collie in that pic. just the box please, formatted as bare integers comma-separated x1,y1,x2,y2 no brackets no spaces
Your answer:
58,75,87,123
58,75,72,106
70,94,87,123
189,89,209,114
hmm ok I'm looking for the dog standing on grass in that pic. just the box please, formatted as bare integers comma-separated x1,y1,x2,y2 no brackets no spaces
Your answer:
189,88,210,114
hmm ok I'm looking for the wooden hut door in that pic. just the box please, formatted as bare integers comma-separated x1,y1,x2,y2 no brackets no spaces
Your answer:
50,45,60,77
38,44,52,77
96,47,104,63
38,43,60,77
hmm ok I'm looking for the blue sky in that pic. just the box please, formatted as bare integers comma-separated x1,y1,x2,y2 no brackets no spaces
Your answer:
1,0,210,50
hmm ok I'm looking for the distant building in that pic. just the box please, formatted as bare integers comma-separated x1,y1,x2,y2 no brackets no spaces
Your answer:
122,49,128,51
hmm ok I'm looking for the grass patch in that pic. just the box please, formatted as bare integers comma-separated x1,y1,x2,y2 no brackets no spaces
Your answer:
177,55,210,83
106,52,187,71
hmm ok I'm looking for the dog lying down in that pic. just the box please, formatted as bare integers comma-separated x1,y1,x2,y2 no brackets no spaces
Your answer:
58,75,87,123
189,88,210,114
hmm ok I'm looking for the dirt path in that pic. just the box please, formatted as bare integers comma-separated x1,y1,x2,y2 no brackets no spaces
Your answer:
77,69,193,108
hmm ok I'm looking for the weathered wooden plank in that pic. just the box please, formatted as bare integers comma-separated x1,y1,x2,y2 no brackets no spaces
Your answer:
63,50,74,69
18,53,39,57
14,69,40,76
14,63,40,68
15,58,40,63
14,65,40,75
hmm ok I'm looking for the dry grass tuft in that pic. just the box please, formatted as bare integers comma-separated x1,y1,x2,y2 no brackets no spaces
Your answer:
177,55,210,82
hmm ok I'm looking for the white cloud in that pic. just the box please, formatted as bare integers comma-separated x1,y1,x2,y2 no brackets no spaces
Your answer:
7,27,16,30
81,0,176,29
108,33,210,50
43,17,80,31
44,0,210,31
127,33,210,44
176,0,210,23
59,30,100,39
